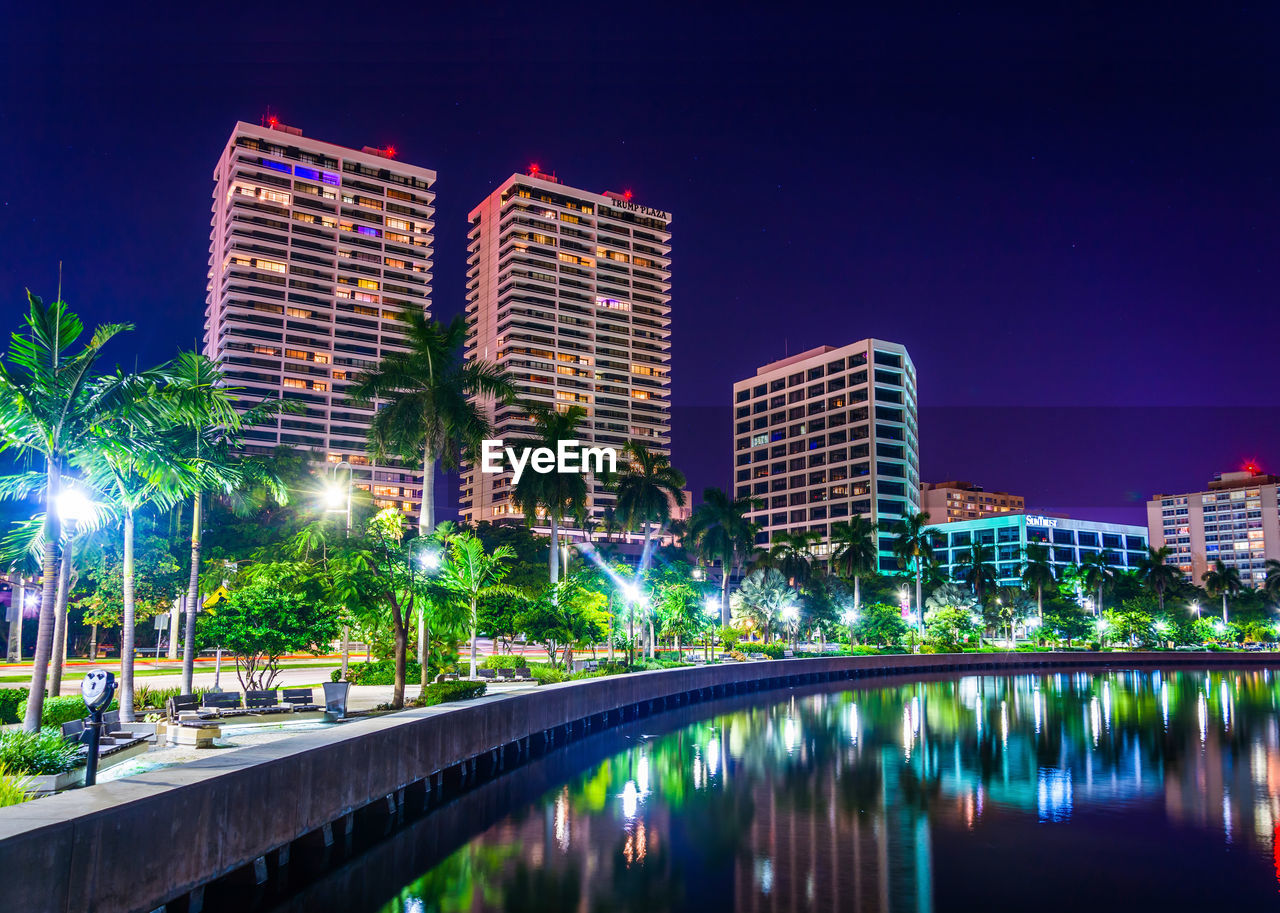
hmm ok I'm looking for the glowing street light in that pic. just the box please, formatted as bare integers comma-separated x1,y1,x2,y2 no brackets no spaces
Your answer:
56,488,93,524
703,595,721,616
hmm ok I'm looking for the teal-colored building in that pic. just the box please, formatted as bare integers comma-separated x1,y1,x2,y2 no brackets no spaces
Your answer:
926,513,1148,587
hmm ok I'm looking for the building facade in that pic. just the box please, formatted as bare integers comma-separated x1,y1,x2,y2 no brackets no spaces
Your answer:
459,169,672,525
204,120,435,514
1147,468,1280,586
927,513,1149,588
921,480,1024,522
732,340,919,571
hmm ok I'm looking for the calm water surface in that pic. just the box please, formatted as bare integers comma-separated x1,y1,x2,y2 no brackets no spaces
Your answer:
366,670,1280,912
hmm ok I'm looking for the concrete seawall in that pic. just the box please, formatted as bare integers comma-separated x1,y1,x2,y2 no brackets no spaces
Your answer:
3,651,1278,913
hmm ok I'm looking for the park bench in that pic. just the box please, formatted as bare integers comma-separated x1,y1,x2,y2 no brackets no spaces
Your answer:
60,713,150,767
496,668,515,681
513,667,533,682
282,687,322,711
476,669,496,681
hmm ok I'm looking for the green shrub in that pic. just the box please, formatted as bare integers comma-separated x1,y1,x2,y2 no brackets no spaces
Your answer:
413,680,486,706
0,763,34,807
481,654,531,670
530,665,569,685
0,728,82,775
336,659,424,685
0,689,29,724
759,643,787,660
40,696,91,728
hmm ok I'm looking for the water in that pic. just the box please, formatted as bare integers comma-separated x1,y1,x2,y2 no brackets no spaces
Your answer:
283,670,1280,912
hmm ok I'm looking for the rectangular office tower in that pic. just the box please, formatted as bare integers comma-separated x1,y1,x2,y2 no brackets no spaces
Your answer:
732,340,919,571
204,120,436,515
459,169,672,525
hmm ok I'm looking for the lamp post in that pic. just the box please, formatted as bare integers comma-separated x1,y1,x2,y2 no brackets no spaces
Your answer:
623,583,641,666
781,604,798,648
327,462,353,678
704,595,720,660
408,537,441,681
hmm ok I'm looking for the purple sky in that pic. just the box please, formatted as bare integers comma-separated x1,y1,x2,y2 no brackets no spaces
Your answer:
3,3,1278,526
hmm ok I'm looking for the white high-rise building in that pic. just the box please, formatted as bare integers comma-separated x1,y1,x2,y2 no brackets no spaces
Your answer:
732,340,919,570
460,169,672,526
204,120,436,515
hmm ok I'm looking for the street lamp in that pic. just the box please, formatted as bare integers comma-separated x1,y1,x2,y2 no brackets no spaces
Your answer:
622,583,643,664
326,460,353,536
56,488,93,524
781,604,798,647
841,608,857,648
408,537,442,675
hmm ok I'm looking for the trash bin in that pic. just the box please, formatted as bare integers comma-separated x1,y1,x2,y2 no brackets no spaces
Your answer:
323,680,350,719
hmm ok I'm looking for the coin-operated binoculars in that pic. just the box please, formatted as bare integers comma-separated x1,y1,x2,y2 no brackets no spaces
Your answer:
80,669,117,787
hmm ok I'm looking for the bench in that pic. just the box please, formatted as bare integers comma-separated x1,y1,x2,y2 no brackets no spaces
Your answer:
496,668,515,681
245,690,277,709
513,667,533,682
476,669,496,680
282,688,322,711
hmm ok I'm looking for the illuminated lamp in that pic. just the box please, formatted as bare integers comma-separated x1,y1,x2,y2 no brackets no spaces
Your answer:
623,189,633,201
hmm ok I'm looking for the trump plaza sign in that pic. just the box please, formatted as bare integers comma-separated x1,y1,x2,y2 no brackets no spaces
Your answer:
480,439,617,484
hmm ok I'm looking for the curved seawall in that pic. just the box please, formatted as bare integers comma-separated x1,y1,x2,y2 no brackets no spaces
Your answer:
4,650,1279,913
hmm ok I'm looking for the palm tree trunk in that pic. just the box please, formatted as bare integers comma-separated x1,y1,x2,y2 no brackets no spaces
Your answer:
549,512,560,583
469,599,479,679
181,493,202,694
1222,595,1229,625
1037,585,1044,627
854,574,861,612
420,446,435,537
24,459,63,732
88,623,98,660
392,617,407,708
49,549,73,697
915,564,923,632
120,509,138,722
7,576,23,662
421,617,431,687
720,553,732,627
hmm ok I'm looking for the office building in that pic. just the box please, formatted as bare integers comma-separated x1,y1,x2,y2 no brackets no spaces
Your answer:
927,513,1148,588
921,480,1024,522
732,339,919,571
1147,467,1280,585
459,168,672,525
204,119,435,514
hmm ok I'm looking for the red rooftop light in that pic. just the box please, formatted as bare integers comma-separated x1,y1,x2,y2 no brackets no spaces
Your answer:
623,189,633,201
385,145,397,158
529,162,540,175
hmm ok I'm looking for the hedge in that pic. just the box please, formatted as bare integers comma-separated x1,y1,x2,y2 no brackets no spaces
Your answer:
413,680,486,706
0,689,28,724
0,728,81,775
335,659,424,685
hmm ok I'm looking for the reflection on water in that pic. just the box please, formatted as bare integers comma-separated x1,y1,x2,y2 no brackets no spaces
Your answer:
380,670,1280,912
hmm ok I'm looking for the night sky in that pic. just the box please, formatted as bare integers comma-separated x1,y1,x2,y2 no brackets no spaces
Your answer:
3,3,1278,525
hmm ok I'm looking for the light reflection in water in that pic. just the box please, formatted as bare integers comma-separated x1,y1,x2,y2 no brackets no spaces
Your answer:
375,670,1280,913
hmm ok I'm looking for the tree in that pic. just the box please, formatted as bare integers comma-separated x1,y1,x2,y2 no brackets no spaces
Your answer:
924,606,980,649
1043,599,1094,646
852,603,909,647
1202,559,1243,624
516,575,607,667
829,517,878,615
162,352,288,694
1265,559,1280,607
1135,546,1181,611
0,293,132,731
1078,552,1115,614
613,442,686,575
197,569,340,689
730,568,793,644
1021,542,1056,626
77,376,193,721
954,541,998,606
431,532,516,680
763,529,821,588
365,508,415,707
507,404,589,585
891,511,932,621
687,487,758,626
348,313,514,536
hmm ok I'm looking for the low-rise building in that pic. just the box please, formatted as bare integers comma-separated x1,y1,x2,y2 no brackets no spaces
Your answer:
927,513,1148,588
921,481,1024,523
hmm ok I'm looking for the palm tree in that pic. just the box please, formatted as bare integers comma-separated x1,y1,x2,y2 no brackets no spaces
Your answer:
162,352,287,693
613,442,686,573
78,380,194,721
687,487,758,626
1135,546,1181,611
602,506,621,543
891,511,933,621
730,568,793,644
348,313,515,536
763,529,822,587
1078,552,1115,614
830,517,878,614
1021,542,1055,626
0,293,133,731
1265,559,1280,607
1202,559,1243,625
507,404,589,584
955,540,998,605
430,532,516,680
